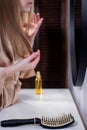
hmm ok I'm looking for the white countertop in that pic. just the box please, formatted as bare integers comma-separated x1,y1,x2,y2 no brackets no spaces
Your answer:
0,89,85,130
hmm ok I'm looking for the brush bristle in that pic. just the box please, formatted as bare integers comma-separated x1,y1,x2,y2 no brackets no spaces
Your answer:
41,114,74,128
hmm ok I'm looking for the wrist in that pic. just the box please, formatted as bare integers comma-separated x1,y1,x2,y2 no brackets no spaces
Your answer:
5,63,20,77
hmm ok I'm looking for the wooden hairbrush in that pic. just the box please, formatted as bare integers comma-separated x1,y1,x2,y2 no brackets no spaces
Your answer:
1,114,75,129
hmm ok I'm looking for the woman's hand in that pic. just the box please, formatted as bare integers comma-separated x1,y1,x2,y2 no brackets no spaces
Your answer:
17,50,40,71
24,13,43,45
0,50,40,79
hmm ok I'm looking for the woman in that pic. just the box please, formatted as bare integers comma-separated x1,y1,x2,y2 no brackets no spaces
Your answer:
0,0,43,110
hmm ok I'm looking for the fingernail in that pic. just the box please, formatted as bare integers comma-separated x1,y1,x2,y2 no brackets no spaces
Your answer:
24,54,29,58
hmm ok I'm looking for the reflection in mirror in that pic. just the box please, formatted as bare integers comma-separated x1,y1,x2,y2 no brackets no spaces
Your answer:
21,0,69,88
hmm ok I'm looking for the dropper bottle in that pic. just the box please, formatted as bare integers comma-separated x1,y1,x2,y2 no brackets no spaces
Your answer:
35,71,42,94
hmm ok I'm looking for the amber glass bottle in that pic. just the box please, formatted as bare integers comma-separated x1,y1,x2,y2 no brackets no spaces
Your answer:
35,71,42,94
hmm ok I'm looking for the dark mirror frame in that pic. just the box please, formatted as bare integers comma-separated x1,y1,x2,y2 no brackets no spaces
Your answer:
70,0,87,86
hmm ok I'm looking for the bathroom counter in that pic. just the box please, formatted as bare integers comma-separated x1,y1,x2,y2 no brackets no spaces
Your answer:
0,89,85,130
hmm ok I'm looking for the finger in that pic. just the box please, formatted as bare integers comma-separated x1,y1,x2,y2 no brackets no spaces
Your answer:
23,26,28,34
25,52,39,62
36,13,40,21
30,50,40,62
31,54,40,69
34,14,37,23
24,54,29,58
37,49,40,56
34,18,44,34
38,18,44,28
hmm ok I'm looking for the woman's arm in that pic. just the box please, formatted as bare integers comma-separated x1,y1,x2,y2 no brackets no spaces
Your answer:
0,50,40,80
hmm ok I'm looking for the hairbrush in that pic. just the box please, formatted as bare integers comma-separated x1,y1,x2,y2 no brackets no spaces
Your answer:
1,113,75,129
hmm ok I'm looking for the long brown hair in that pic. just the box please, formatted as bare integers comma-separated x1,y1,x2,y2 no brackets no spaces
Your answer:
0,0,33,62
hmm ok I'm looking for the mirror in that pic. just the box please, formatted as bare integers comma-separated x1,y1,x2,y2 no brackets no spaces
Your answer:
70,0,87,86
21,0,87,88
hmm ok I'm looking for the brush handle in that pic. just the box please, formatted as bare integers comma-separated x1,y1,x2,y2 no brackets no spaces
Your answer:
1,118,40,127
